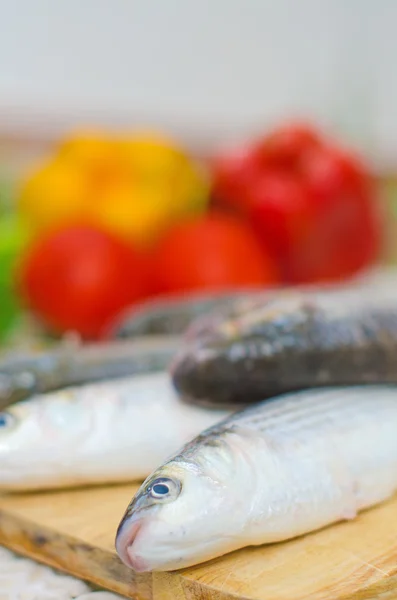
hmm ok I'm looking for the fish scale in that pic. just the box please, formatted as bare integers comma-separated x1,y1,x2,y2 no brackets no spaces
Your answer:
207,385,392,434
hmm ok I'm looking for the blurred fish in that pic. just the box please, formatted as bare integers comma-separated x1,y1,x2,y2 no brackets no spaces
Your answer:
107,276,374,342
116,384,397,572
0,371,230,491
171,273,397,406
0,336,180,409
107,290,266,338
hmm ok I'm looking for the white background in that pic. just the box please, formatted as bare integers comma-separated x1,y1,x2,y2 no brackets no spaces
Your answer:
0,1,396,165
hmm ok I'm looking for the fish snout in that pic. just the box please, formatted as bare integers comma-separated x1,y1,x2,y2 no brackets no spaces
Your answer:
115,516,149,572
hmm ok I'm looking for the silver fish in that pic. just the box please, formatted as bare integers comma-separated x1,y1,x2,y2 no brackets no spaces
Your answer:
116,384,397,572
0,335,180,409
0,371,230,491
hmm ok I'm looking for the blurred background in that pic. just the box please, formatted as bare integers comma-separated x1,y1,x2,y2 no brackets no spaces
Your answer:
0,0,396,349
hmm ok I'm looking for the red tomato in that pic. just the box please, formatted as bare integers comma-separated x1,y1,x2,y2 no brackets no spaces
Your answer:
150,212,280,294
18,225,151,339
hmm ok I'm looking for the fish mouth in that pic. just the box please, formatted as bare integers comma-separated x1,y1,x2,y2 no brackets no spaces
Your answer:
115,517,149,572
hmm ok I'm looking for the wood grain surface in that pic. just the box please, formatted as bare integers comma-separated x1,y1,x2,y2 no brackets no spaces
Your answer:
0,484,396,600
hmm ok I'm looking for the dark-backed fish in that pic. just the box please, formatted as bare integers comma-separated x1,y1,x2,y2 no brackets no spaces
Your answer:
171,274,397,406
0,336,180,409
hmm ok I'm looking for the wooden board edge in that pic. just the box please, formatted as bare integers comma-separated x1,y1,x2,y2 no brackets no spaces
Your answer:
152,555,397,600
0,507,152,599
338,575,397,600
152,572,253,600
2,502,397,600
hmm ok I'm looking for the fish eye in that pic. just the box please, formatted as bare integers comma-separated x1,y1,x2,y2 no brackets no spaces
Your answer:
152,483,169,496
148,477,181,501
0,411,16,430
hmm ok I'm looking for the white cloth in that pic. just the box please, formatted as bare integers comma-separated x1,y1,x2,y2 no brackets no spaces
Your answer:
0,546,126,600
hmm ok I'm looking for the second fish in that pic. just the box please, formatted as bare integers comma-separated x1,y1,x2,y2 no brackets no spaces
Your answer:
0,372,230,491
171,277,397,406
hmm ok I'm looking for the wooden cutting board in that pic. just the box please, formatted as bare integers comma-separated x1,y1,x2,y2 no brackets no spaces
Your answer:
0,485,396,600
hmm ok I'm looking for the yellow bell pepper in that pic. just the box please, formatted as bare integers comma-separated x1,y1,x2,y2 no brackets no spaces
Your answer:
93,181,175,247
116,133,209,222
17,130,209,248
17,159,91,237
57,129,129,185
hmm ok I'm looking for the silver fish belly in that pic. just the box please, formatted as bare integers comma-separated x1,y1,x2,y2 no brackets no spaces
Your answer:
115,385,397,572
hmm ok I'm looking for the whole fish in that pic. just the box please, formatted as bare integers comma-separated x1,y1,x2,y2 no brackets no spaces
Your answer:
0,336,180,409
175,268,384,345
108,268,382,341
107,290,266,338
0,371,230,490
171,275,397,407
115,384,397,572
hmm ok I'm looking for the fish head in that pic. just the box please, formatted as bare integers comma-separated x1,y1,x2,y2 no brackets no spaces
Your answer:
115,429,250,572
0,400,46,486
0,388,93,488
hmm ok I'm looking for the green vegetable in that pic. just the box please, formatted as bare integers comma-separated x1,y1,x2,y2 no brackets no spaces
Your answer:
0,212,29,341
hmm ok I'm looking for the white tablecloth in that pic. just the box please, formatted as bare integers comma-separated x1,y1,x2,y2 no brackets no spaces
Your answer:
0,546,127,600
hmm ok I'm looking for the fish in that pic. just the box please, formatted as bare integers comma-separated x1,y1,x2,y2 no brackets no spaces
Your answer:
174,268,385,346
0,335,181,409
115,384,397,572
108,268,385,341
107,290,266,338
0,371,230,491
171,272,397,407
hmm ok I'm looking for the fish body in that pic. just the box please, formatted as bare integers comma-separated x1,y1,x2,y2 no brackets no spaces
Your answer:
171,277,397,406
109,268,383,340
0,371,230,490
0,336,180,409
108,290,266,338
116,385,397,572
